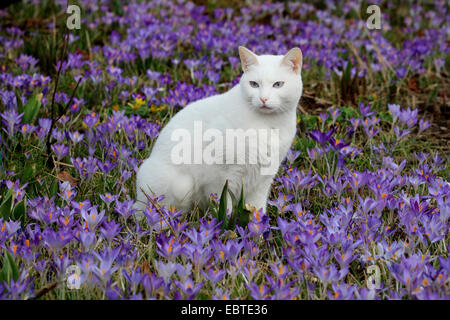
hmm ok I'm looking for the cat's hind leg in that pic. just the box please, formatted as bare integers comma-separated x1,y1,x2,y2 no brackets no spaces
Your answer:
135,158,195,221
170,170,195,212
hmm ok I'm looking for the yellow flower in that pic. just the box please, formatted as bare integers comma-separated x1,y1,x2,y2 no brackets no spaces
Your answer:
150,104,167,112
132,97,146,109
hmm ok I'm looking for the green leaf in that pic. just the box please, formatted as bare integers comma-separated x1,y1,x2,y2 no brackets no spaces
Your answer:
229,184,246,229
217,180,229,229
238,184,245,211
428,87,438,104
49,178,58,198
1,250,19,283
111,0,124,15
12,199,26,224
273,230,284,247
15,90,23,113
21,164,35,183
22,94,42,124
237,207,251,228
340,106,358,119
227,188,238,230
343,59,352,85
0,190,13,220
0,256,10,283
5,250,19,282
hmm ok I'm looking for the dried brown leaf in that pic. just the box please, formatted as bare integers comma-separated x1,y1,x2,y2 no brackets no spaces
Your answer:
57,171,79,187
408,77,419,92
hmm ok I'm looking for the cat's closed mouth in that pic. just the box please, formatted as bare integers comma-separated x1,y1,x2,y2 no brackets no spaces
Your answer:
260,105,273,111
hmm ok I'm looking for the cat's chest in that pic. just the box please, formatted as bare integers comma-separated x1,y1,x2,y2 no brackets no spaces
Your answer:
243,115,296,152
220,119,295,170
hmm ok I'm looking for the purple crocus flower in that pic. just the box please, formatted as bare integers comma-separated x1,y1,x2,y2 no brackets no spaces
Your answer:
155,233,184,260
114,198,137,219
329,137,350,150
268,193,294,213
42,227,72,251
285,149,301,164
146,69,161,81
185,244,213,270
213,288,231,300
388,104,401,123
185,226,214,246
363,126,381,139
399,107,418,127
318,112,329,123
307,146,324,160
68,131,84,144
97,158,117,174
155,260,177,283
8,179,28,203
418,118,431,133
71,156,98,180
334,248,355,269
92,246,120,281
122,267,144,293
99,220,122,243
2,219,21,238
80,205,105,230
308,127,336,146
51,143,69,160
396,66,407,78
359,102,375,117
394,126,411,140
69,98,84,114
349,118,360,132
328,282,356,300
328,107,342,123
175,277,204,299
83,112,100,128
58,181,77,202
51,128,65,143
313,264,347,283
247,282,271,300
99,193,118,208
201,267,226,284
1,109,23,136
2,270,34,299
19,123,36,137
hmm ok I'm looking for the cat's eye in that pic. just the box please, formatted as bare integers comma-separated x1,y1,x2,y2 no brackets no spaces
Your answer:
249,81,259,88
273,81,285,88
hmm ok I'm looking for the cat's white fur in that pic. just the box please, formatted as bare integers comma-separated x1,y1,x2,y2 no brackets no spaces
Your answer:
134,47,303,217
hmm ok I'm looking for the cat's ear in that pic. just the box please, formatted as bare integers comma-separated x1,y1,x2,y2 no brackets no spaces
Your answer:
239,46,259,72
281,47,303,74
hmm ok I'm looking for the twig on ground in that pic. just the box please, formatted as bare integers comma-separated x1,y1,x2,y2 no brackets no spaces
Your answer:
140,187,180,242
31,281,59,300
45,33,69,167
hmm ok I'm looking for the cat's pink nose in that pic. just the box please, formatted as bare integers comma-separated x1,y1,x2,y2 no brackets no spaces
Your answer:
260,97,268,104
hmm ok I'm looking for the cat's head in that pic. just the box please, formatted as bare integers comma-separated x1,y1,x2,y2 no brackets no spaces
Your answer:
238,46,303,114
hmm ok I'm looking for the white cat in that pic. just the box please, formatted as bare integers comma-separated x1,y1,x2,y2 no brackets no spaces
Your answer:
134,46,303,218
